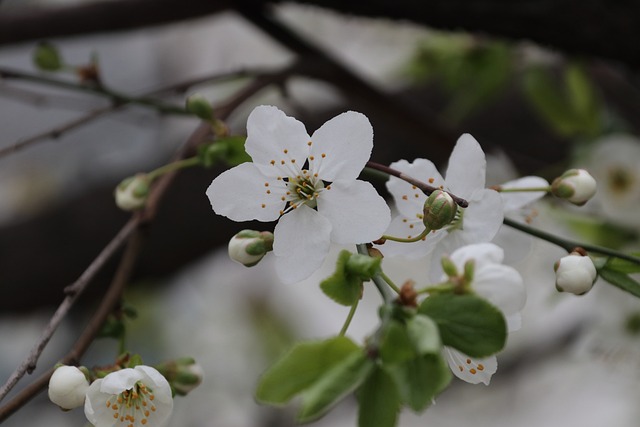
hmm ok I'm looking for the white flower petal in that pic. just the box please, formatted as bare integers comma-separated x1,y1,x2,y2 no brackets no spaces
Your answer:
309,111,373,181
317,179,390,244
99,368,142,394
500,176,549,212
461,189,504,243
386,158,443,218
444,347,497,385
273,206,332,284
449,242,505,267
206,162,285,222
135,366,174,405
474,264,526,316
445,134,487,197
245,105,310,166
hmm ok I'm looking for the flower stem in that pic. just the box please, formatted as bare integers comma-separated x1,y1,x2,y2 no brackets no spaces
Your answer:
495,187,551,193
416,282,453,294
147,157,201,181
382,228,430,243
380,271,401,294
503,217,640,265
339,299,359,336
365,161,468,208
356,244,393,303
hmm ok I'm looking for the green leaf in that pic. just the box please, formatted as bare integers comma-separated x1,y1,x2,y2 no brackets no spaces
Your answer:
386,354,452,412
599,268,640,298
320,250,364,306
604,253,640,275
565,63,601,136
297,351,374,423
256,336,359,405
522,67,580,136
418,294,506,358
379,319,416,364
406,314,442,355
33,42,63,71
221,135,251,166
358,366,401,427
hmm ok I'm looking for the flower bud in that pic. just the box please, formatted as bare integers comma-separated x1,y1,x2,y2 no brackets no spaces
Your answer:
423,190,457,230
551,169,597,206
33,42,63,71
48,365,90,410
554,250,597,295
228,230,274,267
155,357,204,396
114,173,150,211
186,94,214,121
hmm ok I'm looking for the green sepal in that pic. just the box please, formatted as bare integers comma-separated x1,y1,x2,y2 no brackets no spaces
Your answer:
297,351,374,423
418,294,506,358
599,267,640,298
385,353,451,412
320,250,378,306
255,336,359,405
33,42,63,71
357,366,401,427
197,136,251,167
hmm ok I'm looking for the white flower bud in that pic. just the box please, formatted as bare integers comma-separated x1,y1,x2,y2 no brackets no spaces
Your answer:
551,169,597,205
423,190,457,230
114,174,150,211
228,230,274,267
554,251,597,295
48,365,90,410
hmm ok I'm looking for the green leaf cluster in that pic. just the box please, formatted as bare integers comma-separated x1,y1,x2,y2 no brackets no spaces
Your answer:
197,136,251,167
320,250,381,306
523,63,602,137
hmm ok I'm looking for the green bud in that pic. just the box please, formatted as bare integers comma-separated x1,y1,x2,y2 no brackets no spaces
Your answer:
423,190,457,230
441,256,458,278
345,253,381,280
155,357,204,396
551,169,597,206
186,94,214,121
463,259,475,283
114,174,151,211
228,230,274,267
33,42,63,71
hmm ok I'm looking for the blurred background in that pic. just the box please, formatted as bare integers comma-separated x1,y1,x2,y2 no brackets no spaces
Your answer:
1,0,640,426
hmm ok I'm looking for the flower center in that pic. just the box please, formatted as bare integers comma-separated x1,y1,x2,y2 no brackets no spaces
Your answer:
608,167,635,194
106,382,156,427
287,169,325,209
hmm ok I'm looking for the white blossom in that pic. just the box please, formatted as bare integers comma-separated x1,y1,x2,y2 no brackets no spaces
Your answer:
554,252,597,295
382,134,503,261
551,169,597,205
442,243,526,384
84,365,173,427
48,365,90,410
115,174,150,211
206,105,390,284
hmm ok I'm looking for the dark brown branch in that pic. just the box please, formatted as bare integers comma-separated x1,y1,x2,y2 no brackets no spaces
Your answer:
2,0,640,67
366,161,469,208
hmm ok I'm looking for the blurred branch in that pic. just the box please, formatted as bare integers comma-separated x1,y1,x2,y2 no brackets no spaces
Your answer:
0,63,297,416
0,67,264,158
1,1,640,67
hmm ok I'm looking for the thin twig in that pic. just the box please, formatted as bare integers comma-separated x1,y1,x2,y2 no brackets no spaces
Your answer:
366,161,469,208
0,218,138,403
0,67,266,159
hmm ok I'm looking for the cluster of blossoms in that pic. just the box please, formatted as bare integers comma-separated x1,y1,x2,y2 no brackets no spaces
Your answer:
48,360,202,427
205,105,601,387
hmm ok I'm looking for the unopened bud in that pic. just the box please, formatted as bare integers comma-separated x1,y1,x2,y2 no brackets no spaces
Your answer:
155,357,204,396
186,94,214,121
423,190,457,230
114,174,150,211
48,365,90,410
554,250,597,295
33,42,63,71
228,230,274,267
551,169,597,206
441,256,459,278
